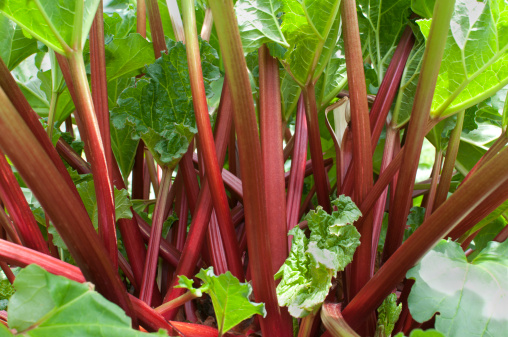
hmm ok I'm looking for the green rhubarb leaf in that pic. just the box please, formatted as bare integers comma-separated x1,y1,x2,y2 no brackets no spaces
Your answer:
315,42,347,108
376,293,402,337
235,0,289,54
280,0,341,85
404,206,425,240
357,0,411,82
77,180,133,229
0,0,101,54
420,0,508,117
411,0,435,18
6,265,166,336
103,9,136,39
281,69,301,121
185,267,266,335
275,196,361,318
105,34,155,81
391,25,425,128
175,275,206,297
111,40,219,167
0,15,38,70
394,329,445,337
467,217,507,259
407,239,508,337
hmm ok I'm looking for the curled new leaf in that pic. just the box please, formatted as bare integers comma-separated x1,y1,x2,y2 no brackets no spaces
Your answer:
275,196,361,317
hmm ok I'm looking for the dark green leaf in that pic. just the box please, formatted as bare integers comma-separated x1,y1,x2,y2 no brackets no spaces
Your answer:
407,239,508,337
112,41,219,167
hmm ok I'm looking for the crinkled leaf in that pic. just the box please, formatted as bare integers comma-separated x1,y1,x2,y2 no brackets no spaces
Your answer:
411,0,435,19
105,33,155,81
0,16,38,70
327,195,362,235
0,0,100,54
194,267,266,335
235,0,289,54
77,180,133,229
276,197,361,318
421,0,508,117
7,265,166,336
391,24,425,128
407,239,508,337
357,0,411,82
376,293,402,337
175,275,206,297
112,41,220,167
394,329,445,337
103,9,136,39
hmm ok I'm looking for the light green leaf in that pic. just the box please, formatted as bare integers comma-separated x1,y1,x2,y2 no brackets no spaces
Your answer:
275,197,361,318
0,16,38,70
77,180,133,229
105,33,155,81
112,40,219,167
281,69,301,121
327,195,362,235
103,9,136,39
189,267,266,335
235,0,289,54
411,0,435,19
303,0,341,40
7,265,166,336
422,0,508,117
280,0,341,85
0,0,101,54
394,329,445,337
175,275,206,297
407,239,508,337
315,41,347,109
357,0,411,83
376,293,402,337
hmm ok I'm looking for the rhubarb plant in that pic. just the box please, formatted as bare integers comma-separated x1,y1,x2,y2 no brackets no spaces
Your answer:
1,0,508,336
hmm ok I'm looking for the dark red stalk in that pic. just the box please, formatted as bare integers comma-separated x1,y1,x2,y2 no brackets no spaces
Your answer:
0,59,78,199
145,0,167,58
140,167,173,304
0,89,134,319
286,97,308,238
0,261,15,284
181,0,243,279
341,0,374,301
207,0,286,333
0,150,49,254
132,143,146,199
303,83,331,213
259,44,289,274
206,212,228,274
340,27,415,197
382,0,456,262
342,131,508,330
434,110,464,209
119,253,137,289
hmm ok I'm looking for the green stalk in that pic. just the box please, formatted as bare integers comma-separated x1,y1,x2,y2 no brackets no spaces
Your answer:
155,290,199,314
66,51,118,268
207,0,287,334
299,313,317,337
0,87,134,319
181,0,243,279
433,111,464,209
382,0,456,262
